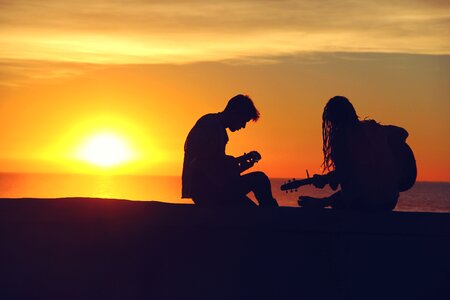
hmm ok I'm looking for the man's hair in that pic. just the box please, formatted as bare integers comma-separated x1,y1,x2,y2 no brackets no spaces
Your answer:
224,94,260,121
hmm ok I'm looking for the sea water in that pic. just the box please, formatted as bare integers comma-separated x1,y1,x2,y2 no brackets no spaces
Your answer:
0,173,449,213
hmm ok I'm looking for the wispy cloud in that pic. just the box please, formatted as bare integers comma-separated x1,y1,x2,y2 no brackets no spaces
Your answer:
0,58,102,87
0,0,449,71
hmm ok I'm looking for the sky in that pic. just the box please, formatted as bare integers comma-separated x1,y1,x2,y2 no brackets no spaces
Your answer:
0,0,449,181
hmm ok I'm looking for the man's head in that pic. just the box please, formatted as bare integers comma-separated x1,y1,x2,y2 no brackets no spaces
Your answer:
223,94,260,132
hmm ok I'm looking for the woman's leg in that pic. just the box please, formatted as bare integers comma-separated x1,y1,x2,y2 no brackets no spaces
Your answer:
298,191,343,209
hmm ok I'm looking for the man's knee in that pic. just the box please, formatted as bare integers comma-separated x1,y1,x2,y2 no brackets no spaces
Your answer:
244,171,270,187
253,171,268,178
248,171,271,186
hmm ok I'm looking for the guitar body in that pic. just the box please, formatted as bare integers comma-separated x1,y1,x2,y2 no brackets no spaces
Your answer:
395,142,417,192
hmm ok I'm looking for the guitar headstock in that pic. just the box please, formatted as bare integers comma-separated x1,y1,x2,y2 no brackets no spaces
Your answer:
246,151,261,163
281,178,299,193
280,177,314,193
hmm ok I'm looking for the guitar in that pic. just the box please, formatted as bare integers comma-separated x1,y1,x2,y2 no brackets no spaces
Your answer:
225,151,262,176
280,178,314,193
392,141,417,192
240,151,261,164
237,151,261,173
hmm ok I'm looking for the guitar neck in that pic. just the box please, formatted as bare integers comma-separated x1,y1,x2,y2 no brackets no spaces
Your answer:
280,178,314,191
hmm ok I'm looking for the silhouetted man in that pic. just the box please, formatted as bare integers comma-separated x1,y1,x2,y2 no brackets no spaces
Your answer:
182,94,278,207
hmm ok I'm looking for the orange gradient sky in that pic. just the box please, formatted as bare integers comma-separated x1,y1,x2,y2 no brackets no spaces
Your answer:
0,0,449,181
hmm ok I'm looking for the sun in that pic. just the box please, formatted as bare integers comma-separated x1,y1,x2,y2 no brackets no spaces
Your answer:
76,132,134,167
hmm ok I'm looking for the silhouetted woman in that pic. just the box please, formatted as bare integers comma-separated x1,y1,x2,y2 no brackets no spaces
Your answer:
300,96,412,211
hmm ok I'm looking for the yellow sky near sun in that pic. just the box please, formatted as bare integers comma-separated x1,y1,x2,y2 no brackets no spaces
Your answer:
0,1,449,180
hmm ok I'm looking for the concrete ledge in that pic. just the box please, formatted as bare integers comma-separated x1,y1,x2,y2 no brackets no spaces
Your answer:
1,198,449,299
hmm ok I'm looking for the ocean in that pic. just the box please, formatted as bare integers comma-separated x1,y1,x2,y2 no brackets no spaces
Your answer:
0,173,449,213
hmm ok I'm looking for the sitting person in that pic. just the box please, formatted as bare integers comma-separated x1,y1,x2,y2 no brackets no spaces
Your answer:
299,96,415,211
182,94,278,208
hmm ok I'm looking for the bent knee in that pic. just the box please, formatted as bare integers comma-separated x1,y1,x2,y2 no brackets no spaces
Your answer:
252,171,271,184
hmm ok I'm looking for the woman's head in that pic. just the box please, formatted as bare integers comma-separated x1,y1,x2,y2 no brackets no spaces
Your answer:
322,96,359,172
322,96,358,126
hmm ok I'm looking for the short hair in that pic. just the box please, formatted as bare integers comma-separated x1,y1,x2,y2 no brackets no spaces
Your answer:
224,94,260,121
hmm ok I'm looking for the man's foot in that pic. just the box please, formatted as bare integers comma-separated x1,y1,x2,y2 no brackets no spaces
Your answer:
298,196,330,209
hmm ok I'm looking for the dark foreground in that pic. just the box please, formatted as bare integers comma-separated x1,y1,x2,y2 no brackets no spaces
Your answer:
1,198,449,300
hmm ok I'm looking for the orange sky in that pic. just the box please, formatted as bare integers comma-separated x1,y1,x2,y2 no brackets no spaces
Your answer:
0,1,449,181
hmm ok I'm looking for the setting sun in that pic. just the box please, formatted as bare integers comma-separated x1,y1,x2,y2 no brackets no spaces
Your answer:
76,133,134,167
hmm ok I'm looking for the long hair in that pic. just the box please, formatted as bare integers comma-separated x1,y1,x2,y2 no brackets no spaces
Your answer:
322,96,359,172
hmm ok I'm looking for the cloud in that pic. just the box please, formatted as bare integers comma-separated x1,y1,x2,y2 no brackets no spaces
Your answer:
0,58,102,87
0,0,449,67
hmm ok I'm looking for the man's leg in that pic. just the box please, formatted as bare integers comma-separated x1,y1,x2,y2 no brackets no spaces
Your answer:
239,172,278,207
226,195,258,207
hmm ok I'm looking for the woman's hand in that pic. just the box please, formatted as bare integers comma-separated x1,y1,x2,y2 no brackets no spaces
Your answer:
311,174,328,189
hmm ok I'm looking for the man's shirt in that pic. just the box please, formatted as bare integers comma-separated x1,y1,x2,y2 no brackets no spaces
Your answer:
182,113,229,198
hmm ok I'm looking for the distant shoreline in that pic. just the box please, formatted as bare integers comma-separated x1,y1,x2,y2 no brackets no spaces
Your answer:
1,174,449,213
0,172,449,184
